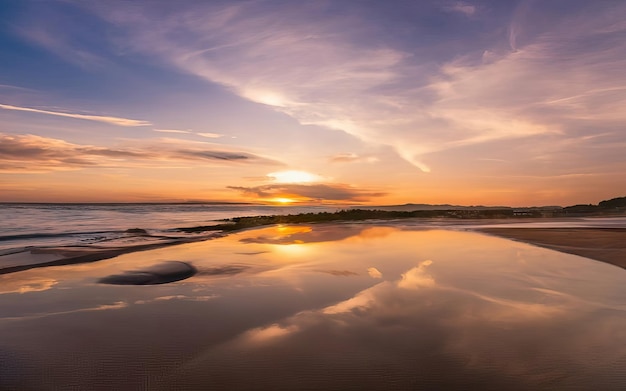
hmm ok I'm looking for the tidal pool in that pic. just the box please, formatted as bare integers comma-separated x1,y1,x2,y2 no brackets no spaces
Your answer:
0,223,625,390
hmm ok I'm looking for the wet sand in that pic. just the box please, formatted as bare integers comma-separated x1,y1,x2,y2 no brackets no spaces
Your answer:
4,223,626,276
479,228,626,269
1,224,626,389
0,233,224,275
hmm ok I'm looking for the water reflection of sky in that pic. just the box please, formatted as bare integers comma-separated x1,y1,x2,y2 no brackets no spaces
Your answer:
0,224,625,390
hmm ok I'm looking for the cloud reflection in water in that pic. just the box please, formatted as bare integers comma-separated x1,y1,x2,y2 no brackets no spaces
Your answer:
0,226,624,389
171,229,626,389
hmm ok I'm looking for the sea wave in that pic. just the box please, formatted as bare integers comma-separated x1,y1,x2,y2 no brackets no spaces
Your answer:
0,229,223,275
0,203,341,253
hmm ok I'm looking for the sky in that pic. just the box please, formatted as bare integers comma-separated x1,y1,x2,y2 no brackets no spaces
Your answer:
1,0,625,206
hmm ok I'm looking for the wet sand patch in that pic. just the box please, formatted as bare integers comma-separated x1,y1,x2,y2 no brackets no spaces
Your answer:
479,228,626,269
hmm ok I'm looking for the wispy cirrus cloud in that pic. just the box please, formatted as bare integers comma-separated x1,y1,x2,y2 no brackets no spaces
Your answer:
153,128,191,134
76,1,626,174
0,103,151,127
153,129,224,138
14,1,626,180
444,2,477,16
0,133,281,173
197,132,224,138
329,153,379,164
0,84,33,92
13,5,108,69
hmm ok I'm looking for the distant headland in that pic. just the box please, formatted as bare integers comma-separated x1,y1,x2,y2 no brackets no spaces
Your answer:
177,196,626,233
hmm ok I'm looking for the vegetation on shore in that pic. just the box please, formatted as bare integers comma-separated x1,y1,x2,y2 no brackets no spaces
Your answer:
176,208,531,233
563,196,626,214
177,196,626,234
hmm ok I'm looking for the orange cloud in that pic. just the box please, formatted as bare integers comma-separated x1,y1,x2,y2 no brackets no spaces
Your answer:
329,153,379,164
0,133,282,173
228,183,386,203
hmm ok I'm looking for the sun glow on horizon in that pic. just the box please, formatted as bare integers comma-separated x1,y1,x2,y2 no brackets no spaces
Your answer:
271,197,296,204
267,170,321,184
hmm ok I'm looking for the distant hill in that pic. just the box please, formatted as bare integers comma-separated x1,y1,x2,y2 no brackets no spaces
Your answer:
598,196,626,209
362,196,626,213
562,196,626,214
348,195,625,216
355,203,562,212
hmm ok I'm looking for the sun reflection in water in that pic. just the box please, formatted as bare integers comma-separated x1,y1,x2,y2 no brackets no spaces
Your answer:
2,226,626,390
272,242,310,257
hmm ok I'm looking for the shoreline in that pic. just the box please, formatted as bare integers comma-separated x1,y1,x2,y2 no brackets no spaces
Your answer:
0,233,224,275
2,219,626,275
479,227,626,270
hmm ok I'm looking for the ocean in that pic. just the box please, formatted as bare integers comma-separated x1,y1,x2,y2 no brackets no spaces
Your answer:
0,203,344,255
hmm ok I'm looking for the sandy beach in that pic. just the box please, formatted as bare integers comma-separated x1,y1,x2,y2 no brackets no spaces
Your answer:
479,228,626,269
3,222,626,276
